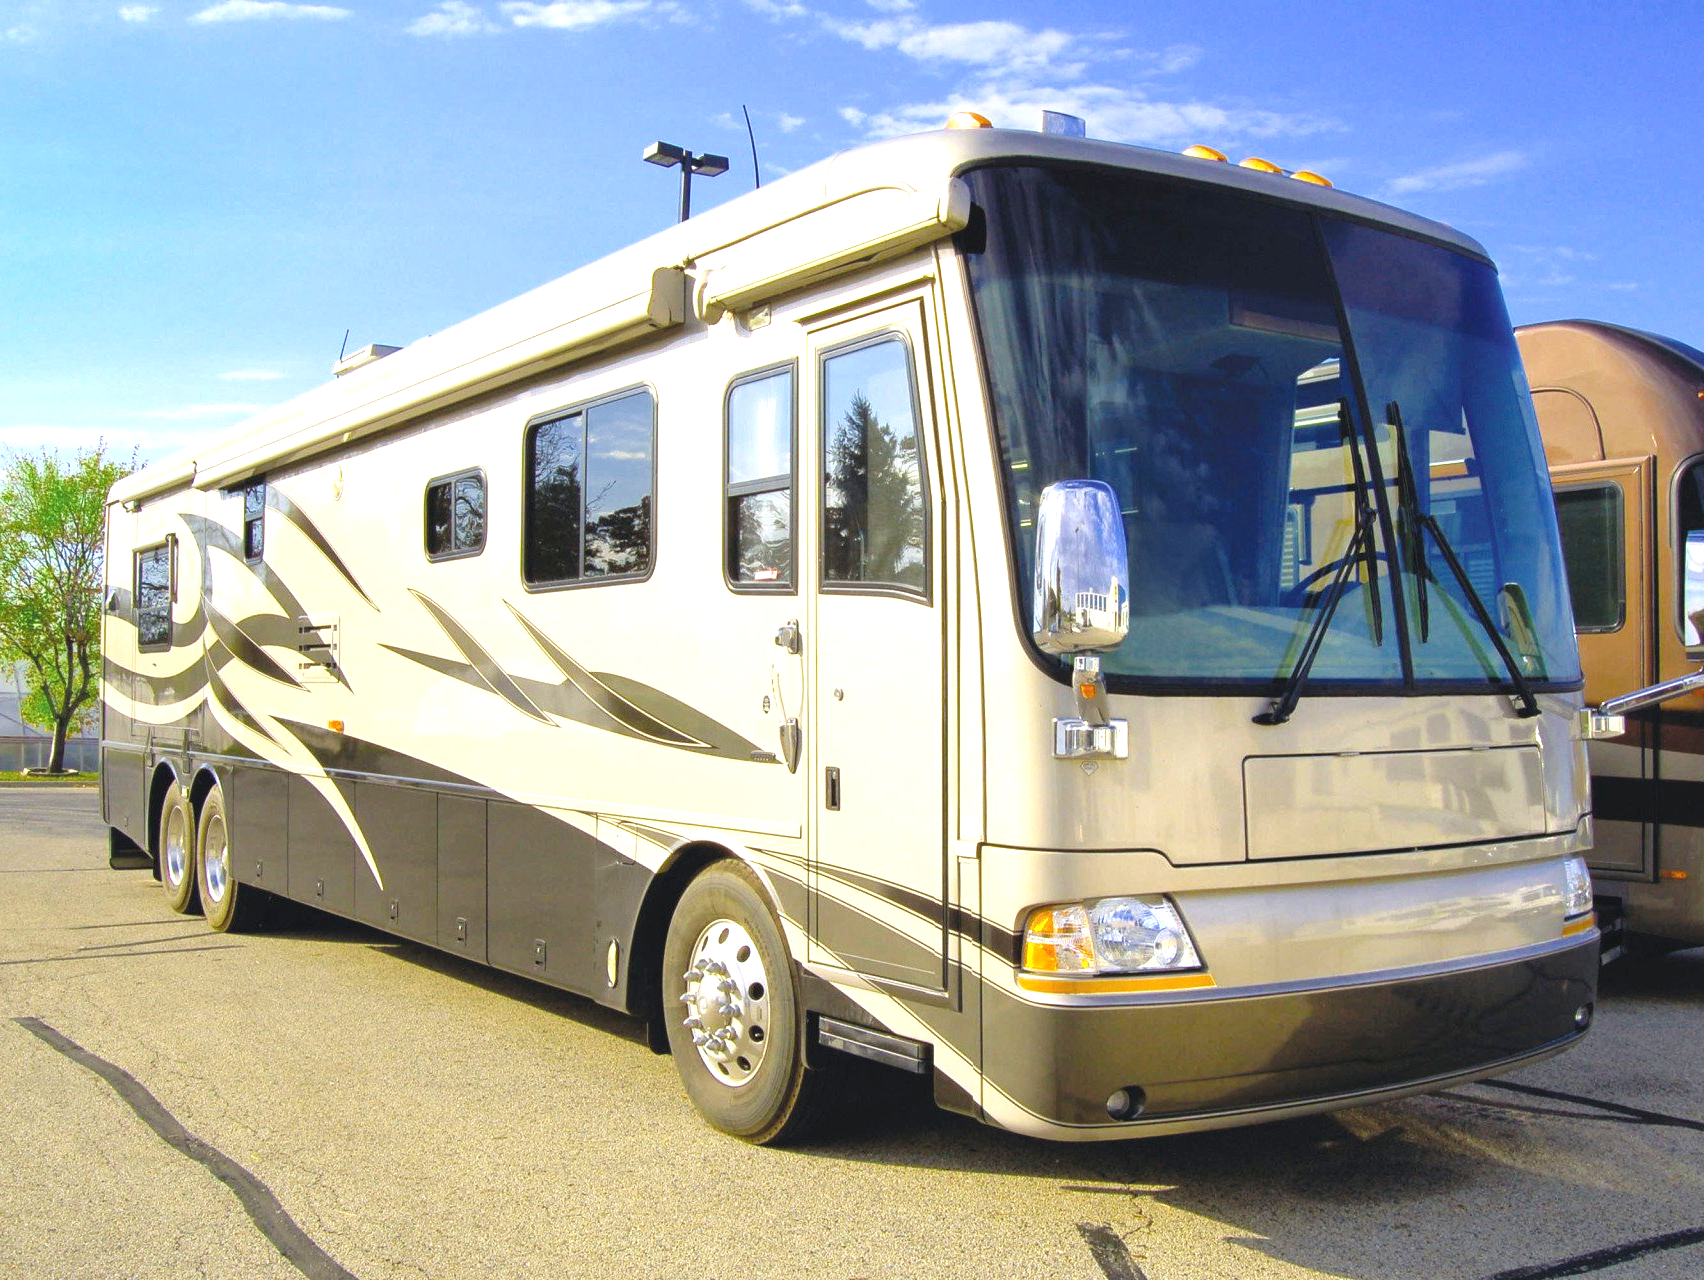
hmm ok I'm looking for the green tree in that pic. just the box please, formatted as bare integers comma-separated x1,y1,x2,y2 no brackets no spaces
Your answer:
0,445,134,773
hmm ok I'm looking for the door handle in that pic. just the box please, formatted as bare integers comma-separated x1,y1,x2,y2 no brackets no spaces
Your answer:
774,619,801,655
778,719,801,774
825,766,841,811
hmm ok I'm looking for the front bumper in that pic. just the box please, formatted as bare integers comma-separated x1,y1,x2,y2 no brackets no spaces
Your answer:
983,935,1598,1139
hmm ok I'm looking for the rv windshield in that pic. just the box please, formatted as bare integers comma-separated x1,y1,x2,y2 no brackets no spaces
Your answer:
960,163,1580,692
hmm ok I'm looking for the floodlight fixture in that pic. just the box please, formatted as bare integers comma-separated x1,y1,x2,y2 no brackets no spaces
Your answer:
642,140,731,223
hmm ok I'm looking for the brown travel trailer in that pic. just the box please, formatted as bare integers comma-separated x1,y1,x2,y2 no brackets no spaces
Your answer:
1520,320,1704,955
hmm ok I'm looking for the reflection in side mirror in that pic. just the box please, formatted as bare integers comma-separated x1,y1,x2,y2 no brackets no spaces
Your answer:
1497,582,1540,675
1685,530,1704,657
1032,480,1130,655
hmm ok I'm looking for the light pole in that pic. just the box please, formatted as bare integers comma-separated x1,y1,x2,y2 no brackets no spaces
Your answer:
642,141,729,223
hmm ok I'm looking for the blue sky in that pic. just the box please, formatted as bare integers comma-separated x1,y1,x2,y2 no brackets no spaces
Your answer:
2,0,1700,464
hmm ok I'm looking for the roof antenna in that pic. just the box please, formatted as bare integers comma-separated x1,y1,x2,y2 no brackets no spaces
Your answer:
337,328,350,363
742,104,761,189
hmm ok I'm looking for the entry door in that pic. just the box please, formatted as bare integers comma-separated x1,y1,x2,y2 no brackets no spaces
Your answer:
806,301,949,990
1554,457,1652,877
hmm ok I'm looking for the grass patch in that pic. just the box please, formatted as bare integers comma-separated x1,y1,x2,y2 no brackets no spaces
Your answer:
0,771,97,783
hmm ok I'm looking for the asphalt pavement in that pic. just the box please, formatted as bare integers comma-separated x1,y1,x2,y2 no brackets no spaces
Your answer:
2,786,1701,1280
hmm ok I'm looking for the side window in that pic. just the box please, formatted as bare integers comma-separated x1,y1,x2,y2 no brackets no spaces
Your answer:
243,482,265,562
524,387,655,586
725,365,794,589
1554,484,1625,632
135,543,174,652
1679,459,1704,644
820,337,928,595
426,469,486,560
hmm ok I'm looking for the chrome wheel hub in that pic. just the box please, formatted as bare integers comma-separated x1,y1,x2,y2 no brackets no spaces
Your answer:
203,813,229,904
163,806,188,888
679,918,771,1087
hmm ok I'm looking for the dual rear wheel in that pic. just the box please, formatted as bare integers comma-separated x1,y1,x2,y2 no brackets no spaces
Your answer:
155,780,264,932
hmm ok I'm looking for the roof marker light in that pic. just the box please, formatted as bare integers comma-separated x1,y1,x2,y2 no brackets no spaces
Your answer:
1239,156,1283,174
1182,144,1227,162
946,110,993,130
1291,170,1334,188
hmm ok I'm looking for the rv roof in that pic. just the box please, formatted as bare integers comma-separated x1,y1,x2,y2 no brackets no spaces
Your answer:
111,127,1488,508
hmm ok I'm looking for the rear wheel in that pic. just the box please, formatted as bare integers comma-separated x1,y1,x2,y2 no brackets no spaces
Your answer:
158,788,199,914
195,786,266,933
661,861,830,1144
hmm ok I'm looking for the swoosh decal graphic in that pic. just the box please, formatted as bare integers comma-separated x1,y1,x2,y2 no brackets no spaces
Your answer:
208,663,277,744
206,602,302,689
505,604,703,748
268,488,374,608
408,590,551,724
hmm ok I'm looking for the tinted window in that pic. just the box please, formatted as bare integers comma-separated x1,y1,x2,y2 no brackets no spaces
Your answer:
821,339,927,594
243,483,265,561
524,388,654,585
426,470,486,559
1554,485,1624,632
726,366,794,587
135,544,172,651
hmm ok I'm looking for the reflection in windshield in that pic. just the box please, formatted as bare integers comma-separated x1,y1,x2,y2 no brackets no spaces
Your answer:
959,163,1579,691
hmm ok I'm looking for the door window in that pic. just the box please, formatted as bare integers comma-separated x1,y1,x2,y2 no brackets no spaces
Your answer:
1554,483,1625,632
819,337,928,596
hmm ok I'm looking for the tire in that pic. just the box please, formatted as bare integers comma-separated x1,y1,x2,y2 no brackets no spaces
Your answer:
661,861,831,1144
195,786,266,933
158,787,199,915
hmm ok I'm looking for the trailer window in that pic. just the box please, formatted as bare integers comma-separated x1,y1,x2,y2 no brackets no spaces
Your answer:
1679,458,1704,643
820,337,927,596
425,470,486,560
524,387,655,587
135,543,173,652
1554,484,1624,632
243,483,265,562
725,365,795,589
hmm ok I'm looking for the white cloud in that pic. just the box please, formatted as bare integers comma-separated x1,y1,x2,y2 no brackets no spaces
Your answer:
218,369,286,381
501,0,651,28
776,112,804,133
1606,282,1640,292
865,0,914,10
408,1,497,34
745,0,808,18
827,16,1079,77
119,5,159,21
190,1,350,22
135,403,265,420
4,24,37,42
1385,150,1527,196
845,82,1338,147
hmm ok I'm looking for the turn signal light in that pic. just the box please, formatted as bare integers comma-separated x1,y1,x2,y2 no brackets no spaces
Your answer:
1182,144,1227,162
946,110,993,130
1240,156,1283,173
1291,170,1333,187
1660,869,1690,880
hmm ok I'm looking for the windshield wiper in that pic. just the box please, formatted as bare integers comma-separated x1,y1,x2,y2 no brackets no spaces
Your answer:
1387,400,1540,719
1255,401,1383,726
1388,402,1428,641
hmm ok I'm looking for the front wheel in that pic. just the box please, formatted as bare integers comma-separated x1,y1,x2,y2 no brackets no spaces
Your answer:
158,788,199,915
195,786,266,933
661,861,830,1144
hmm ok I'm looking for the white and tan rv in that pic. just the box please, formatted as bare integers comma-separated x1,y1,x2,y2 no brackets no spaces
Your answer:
1522,319,1704,957
102,122,1600,1144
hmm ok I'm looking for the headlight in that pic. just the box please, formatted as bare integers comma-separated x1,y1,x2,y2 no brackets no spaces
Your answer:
1023,895,1202,975
1563,856,1593,920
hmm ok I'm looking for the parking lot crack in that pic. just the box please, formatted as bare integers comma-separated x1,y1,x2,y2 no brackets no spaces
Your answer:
12,1015,361,1280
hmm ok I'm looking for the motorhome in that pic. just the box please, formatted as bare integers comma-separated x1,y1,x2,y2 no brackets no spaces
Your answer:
102,121,1599,1144
1521,319,1704,957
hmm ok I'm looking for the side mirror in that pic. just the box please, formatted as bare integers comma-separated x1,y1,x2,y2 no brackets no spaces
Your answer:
1685,530,1704,660
1032,480,1130,655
